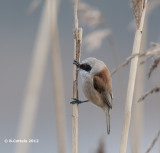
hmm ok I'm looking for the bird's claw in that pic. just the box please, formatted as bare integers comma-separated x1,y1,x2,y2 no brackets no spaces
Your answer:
73,60,80,67
70,98,89,104
70,98,82,104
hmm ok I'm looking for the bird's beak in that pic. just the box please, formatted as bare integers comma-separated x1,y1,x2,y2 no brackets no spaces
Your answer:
73,60,81,71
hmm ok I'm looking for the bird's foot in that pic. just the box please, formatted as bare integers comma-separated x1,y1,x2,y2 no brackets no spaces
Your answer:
70,98,89,104
73,60,80,67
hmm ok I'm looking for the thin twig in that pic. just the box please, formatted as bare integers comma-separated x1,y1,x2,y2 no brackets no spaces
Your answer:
137,86,160,102
145,130,160,153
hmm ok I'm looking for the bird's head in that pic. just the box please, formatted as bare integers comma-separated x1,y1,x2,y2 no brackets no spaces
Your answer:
73,57,106,78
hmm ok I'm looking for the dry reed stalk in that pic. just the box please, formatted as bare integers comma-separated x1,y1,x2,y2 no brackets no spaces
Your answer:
131,16,147,153
15,1,51,153
137,85,160,102
50,0,67,153
131,100,143,153
72,1,83,153
119,1,147,153
72,28,83,153
145,130,160,153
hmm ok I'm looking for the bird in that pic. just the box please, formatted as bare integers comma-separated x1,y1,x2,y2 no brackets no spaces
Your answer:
71,57,113,134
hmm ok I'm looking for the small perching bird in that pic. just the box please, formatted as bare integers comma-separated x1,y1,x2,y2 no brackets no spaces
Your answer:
71,57,113,134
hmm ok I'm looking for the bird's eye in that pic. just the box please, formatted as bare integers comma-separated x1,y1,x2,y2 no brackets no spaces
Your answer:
80,64,92,72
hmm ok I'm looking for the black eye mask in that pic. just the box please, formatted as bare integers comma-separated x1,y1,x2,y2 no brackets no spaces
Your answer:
80,64,92,72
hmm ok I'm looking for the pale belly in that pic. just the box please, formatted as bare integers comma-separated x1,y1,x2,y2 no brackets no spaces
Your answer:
82,77,105,108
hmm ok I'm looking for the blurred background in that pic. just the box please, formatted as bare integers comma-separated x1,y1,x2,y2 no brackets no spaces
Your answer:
0,0,160,153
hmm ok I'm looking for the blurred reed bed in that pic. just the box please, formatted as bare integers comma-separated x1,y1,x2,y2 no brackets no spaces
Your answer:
15,0,67,153
50,0,67,152
15,1,51,153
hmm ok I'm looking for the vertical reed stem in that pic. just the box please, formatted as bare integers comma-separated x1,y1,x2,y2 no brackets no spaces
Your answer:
131,15,148,153
119,1,147,153
72,0,83,153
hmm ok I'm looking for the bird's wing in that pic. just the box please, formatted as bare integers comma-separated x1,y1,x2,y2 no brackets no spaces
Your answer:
93,75,113,109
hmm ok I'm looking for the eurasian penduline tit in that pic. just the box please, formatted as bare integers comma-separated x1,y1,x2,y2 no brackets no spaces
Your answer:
71,57,113,134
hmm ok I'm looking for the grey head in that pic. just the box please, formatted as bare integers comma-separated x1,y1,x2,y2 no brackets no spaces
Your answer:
79,57,106,75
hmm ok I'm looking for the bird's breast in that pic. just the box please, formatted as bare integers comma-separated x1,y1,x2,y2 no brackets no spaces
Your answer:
82,76,105,108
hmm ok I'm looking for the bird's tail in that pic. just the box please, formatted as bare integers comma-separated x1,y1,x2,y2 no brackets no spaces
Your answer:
104,107,110,134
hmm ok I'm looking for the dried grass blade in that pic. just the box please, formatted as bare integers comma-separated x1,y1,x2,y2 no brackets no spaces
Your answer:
148,57,160,78
138,86,160,102
145,130,160,153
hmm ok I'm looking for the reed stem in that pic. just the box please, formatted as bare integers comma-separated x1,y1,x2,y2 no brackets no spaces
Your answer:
119,1,147,153
72,1,83,153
